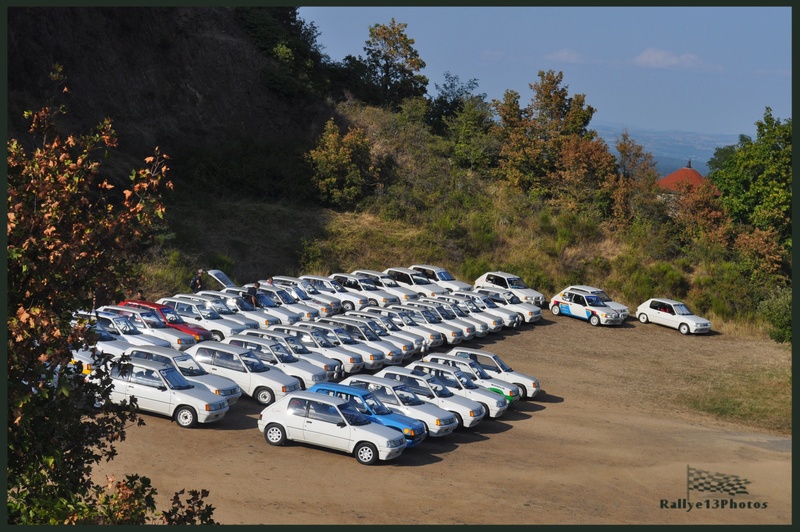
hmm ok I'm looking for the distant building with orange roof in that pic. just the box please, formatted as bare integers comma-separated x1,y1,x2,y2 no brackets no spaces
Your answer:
656,160,706,193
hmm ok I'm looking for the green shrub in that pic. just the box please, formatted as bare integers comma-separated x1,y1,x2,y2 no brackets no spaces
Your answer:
757,287,792,343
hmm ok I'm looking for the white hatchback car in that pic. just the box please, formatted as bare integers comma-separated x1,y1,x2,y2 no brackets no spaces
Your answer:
340,375,459,438
447,347,543,400
636,298,711,335
241,329,343,381
98,305,198,351
257,391,407,465
222,334,328,389
350,269,420,302
125,345,242,406
298,275,369,312
408,264,473,293
423,352,522,404
157,297,247,341
184,341,302,405
383,267,450,297
330,273,401,308
406,361,509,419
473,271,547,308
103,357,230,428
563,285,629,320
375,366,486,429
549,287,624,326
473,287,543,324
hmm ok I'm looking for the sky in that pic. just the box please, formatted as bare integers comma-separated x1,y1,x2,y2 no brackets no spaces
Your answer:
298,5,792,138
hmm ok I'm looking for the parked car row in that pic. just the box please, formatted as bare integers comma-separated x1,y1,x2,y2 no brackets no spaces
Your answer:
257,345,543,464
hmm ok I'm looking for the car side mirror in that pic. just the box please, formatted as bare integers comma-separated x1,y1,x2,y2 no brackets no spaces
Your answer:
157,385,167,391
337,421,346,428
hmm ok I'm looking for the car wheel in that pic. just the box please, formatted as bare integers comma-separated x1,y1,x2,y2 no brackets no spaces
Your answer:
479,403,491,418
342,301,355,312
174,406,198,428
354,442,379,465
551,304,561,316
638,313,649,324
264,423,286,446
211,330,224,341
292,377,306,390
679,323,690,335
452,412,464,429
369,299,378,307
589,314,601,326
254,387,275,406
514,383,528,400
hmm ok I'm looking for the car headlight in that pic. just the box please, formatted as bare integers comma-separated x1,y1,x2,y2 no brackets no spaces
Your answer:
496,399,507,408
469,408,481,417
205,401,227,411
386,437,405,448
403,427,417,437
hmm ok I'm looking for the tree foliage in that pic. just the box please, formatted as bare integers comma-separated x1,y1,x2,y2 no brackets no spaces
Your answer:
708,107,792,252
362,18,428,108
6,67,216,524
307,117,379,209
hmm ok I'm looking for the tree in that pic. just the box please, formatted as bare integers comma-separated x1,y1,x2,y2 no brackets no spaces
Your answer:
363,18,428,108
306,118,379,209
6,67,215,524
427,71,483,135
609,131,666,225
707,107,792,251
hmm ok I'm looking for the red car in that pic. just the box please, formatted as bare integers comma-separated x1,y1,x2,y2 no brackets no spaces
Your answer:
118,300,213,342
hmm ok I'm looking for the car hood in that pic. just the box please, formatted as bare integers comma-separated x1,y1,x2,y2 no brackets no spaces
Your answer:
178,385,231,407
187,373,239,391
604,301,629,313
375,411,426,432
206,269,237,288
396,400,451,419
435,392,483,410
354,420,410,443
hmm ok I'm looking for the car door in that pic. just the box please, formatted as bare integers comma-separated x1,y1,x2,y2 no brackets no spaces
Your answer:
653,301,677,328
128,367,171,415
302,399,351,451
203,349,252,395
566,293,590,321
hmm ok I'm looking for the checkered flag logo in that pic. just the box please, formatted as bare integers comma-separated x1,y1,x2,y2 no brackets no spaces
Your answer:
688,466,750,497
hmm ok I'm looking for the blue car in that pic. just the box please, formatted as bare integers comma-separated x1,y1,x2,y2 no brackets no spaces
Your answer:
308,383,427,448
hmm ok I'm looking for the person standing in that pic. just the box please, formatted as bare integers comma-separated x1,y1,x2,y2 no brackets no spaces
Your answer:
246,282,260,307
136,289,145,301
190,269,205,293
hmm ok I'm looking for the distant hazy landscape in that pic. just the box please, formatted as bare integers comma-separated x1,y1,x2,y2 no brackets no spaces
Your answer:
594,122,741,177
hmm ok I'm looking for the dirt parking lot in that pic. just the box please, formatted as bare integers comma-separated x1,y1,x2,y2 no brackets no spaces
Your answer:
93,315,792,525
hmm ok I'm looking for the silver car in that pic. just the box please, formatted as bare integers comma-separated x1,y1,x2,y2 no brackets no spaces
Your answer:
222,334,328,389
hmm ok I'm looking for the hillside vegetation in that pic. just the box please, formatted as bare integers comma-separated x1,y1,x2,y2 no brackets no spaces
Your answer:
8,6,791,342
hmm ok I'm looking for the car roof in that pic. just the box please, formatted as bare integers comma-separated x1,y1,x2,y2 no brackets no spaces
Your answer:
299,274,331,281
379,366,424,378
351,269,388,277
188,341,250,354
565,285,604,292
409,264,444,271
127,358,173,371
384,266,419,275
125,345,184,358
344,374,402,388
226,334,278,346
310,382,371,396
647,297,682,305
198,290,235,298
410,360,458,373
271,276,301,283
482,271,519,278
446,347,493,357
120,300,172,312
283,390,348,405
425,353,467,363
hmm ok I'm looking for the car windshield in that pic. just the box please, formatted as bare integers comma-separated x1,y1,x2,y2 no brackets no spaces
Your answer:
437,270,456,281
592,290,612,302
280,335,312,354
380,276,401,288
361,392,393,415
434,305,456,320
207,299,235,315
394,385,424,406
479,296,499,309
328,280,348,293
254,293,278,308
197,304,222,319
161,367,192,390
454,370,479,389
395,312,417,326
233,296,255,311
410,274,431,285
272,289,297,304
416,308,440,324
140,311,167,328
507,277,529,289
309,330,336,348
674,303,694,316
330,327,357,345
492,356,512,372
240,352,269,372
160,307,187,324
503,292,523,304
459,299,479,312
174,354,208,376
466,360,491,379
358,279,379,291
585,295,606,307
298,281,320,295
338,402,370,426
365,320,389,336
290,286,311,300
426,376,454,397
89,323,117,342
112,317,140,335
377,316,401,332
447,304,468,317
270,343,297,362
